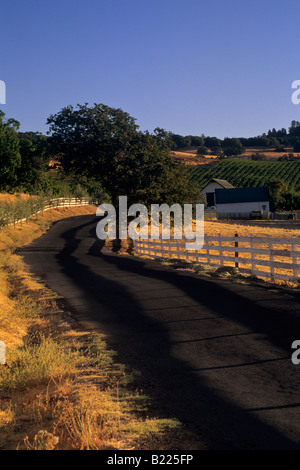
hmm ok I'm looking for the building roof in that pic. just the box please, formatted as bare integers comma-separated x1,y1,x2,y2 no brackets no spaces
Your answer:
211,178,234,189
215,187,269,205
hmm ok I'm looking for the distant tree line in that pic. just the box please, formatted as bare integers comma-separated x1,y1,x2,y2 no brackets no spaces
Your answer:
169,120,300,156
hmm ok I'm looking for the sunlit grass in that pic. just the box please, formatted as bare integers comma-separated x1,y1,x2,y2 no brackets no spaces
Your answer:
0,334,80,390
0,203,184,450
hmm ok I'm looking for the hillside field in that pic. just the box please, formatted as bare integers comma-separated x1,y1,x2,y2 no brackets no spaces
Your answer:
173,147,300,165
189,159,300,191
171,150,217,166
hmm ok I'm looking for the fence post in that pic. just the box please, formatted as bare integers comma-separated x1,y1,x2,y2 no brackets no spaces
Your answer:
234,233,239,268
250,234,255,276
218,234,224,267
206,236,211,264
269,236,275,281
291,236,298,281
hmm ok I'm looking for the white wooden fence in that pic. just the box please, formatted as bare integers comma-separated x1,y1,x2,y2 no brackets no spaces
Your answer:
134,234,300,283
3,197,98,228
41,197,98,212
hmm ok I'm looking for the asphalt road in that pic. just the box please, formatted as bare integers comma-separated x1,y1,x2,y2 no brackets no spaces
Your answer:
19,214,300,450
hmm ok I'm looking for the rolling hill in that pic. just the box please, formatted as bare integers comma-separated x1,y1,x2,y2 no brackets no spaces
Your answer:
189,159,300,191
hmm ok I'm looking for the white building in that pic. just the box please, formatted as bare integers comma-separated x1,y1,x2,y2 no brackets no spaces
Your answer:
201,178,234,207
215,187,270,219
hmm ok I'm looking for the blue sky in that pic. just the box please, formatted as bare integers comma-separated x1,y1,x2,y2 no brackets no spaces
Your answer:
1,0,300,138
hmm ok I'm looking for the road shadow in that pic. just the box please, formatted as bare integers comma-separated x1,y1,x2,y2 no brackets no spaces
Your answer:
20,215,300,449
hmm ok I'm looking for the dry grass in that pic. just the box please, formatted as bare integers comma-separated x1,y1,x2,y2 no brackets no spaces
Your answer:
171,147,300,166
241,147,300,160
0,202,194,450
171,150,217,166
1,334,79,391
0,193,31,204
204,219,300,239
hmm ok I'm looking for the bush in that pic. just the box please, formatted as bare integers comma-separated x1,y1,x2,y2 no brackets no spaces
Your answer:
197,146,210,156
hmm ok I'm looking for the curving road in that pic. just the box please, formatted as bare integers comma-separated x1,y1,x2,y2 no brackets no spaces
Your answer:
19,214,300,450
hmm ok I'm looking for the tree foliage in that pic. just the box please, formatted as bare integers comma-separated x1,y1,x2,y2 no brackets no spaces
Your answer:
16,132,50,191
0,111,21,190
267,178,288,211
47,103,138,179
47,103,201,206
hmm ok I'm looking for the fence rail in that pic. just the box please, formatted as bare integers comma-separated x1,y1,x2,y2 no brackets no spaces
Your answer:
134,234,300,283
0,197,98,229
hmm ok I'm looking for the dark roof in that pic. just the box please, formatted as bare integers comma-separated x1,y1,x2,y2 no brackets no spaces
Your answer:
215,187,269,205
211,178,234,189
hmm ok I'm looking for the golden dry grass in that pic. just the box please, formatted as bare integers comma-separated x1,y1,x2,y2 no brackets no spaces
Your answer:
0,205,97,358
0,193,32,204
171,150,217,166
171,147,300,165
241,147,300,160
0,203,194,450
204,219,300,239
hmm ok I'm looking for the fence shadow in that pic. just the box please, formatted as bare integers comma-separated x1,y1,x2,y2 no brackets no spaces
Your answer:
35,215,300,450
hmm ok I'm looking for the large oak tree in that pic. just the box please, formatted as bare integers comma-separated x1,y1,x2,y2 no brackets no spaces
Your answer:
47,103,200,206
